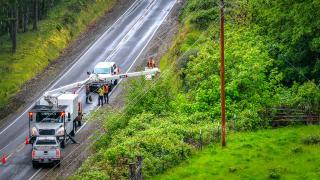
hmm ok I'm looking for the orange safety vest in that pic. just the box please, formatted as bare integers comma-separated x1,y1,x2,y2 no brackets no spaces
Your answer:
103,85,109,93
147,60,152,68
151,60,155,68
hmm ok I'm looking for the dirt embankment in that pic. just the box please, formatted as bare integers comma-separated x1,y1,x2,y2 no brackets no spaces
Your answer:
0,0,135,129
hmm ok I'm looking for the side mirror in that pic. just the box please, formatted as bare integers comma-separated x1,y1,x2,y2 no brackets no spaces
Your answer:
68,113,71,121
87,71,91,76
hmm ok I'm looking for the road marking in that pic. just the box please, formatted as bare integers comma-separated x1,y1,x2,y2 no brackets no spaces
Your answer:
0,143,11,154
104,0,157,62
16,143,25,152
127,0,177,72
0,0,139,136
75,122,87,135
28,168,42,180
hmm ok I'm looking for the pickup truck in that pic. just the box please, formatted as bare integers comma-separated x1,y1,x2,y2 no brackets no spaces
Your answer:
88,62,119,93
32,136,61,168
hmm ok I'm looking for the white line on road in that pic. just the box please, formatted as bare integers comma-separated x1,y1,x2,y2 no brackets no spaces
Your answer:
28,168,42,180
75,122,87,135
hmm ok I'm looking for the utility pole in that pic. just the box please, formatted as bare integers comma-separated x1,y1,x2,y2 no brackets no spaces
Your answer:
220,0,226,147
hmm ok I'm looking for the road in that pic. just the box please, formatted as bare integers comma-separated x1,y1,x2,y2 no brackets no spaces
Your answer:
0,0,176,179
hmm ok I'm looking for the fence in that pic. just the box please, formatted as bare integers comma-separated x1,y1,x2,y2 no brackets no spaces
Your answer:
269,107,320,127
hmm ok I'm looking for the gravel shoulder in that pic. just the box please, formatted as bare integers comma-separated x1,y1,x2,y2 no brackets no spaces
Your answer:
0,0,135,130
31,1,185,179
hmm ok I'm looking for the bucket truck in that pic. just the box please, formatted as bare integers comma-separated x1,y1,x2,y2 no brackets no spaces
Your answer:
28,62,159,148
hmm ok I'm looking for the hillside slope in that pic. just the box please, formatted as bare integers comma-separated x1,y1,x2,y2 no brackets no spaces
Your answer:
71,0,320,179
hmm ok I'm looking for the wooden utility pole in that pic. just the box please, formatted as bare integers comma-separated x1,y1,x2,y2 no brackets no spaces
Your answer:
220,0,226,147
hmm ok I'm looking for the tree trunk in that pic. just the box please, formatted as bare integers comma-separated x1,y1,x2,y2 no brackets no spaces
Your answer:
20,7,24,32
33,0,38,31
11,4,18,53
23,6,28,32
39,0,45,20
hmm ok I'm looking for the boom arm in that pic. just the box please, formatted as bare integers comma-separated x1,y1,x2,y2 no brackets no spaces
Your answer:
43,68,160,97
99,68,160,81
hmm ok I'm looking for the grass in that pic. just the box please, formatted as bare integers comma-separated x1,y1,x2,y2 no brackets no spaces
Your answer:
153,125,320,180
0,0,116,108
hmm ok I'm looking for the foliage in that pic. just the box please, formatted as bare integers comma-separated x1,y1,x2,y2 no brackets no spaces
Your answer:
72,0,320,179
181,0,218,29
154,126,320,179
302,135,320,145
0,0,116,109
247,0,320,85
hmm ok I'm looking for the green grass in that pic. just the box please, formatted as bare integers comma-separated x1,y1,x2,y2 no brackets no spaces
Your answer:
153,126,320,180
0,0,116,108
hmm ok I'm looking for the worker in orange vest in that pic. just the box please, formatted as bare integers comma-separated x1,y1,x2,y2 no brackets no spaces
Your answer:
147,57,156,68
103,84,110,104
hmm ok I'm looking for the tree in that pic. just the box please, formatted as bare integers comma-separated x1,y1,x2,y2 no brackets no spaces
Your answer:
32,0,38,31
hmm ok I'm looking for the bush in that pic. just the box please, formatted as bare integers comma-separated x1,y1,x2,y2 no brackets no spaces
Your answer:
302,135,320,145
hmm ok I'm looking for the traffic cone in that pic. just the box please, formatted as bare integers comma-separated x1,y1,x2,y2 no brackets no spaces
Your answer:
25,135,29,145
1,154,6,165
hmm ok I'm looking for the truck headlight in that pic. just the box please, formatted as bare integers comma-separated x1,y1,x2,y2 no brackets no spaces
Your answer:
31,127,38,136
57,127,65,136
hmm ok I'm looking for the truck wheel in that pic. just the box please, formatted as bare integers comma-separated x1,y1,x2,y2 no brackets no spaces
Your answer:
70,122,76,137
55,161,61,168
32,162,38,168
60,140,65,149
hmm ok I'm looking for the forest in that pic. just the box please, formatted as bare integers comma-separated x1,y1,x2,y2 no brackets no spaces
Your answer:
0,0,59,53
0,0,115,112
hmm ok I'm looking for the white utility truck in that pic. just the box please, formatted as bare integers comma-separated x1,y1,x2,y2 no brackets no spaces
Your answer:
29,62,160,149
29,93,82,148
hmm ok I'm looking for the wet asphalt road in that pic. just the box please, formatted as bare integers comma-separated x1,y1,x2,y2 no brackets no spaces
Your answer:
0,0,176,179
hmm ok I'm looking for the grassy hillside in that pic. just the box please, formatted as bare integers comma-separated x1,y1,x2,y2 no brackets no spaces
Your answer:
0,0,116,108
71,0,320,179
154,126,320,180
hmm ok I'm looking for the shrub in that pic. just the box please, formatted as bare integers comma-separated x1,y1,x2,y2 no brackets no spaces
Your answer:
302,135,320,145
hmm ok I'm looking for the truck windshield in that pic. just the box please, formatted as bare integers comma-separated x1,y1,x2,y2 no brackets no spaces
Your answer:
94,67,111,74
36,112,63,123
36,139,57,145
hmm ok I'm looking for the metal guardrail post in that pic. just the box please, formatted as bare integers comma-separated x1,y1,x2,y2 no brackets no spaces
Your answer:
129,163,136,180
136,156,143,180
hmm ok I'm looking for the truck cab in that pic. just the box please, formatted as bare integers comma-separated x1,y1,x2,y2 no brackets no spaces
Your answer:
93,62,119,76
29,94,82,148
89,62,119,92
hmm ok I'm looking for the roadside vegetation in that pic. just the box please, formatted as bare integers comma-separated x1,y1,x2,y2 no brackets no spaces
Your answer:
154,126,320,180
72,0,320,179
0,0,116,109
